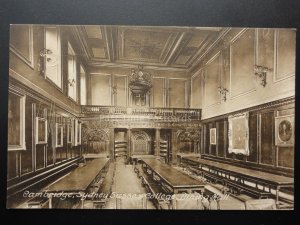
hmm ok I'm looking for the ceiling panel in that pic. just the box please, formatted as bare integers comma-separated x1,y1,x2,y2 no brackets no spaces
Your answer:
120,29,170,62
75,25,224,71
92,48,106,58
84,26,103,39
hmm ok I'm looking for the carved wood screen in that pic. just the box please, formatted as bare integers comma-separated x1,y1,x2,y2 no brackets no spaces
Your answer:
132,131,151,155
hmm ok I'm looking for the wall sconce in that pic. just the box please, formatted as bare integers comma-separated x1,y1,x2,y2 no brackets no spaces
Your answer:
254,65,272,87
68,78,76,87
218,86,229,102
38,48,53,75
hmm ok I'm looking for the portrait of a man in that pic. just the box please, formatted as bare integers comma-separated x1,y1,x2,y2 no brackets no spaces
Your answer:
275,115,294,146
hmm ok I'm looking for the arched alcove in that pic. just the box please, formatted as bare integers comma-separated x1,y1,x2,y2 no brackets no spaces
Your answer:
131,131,152,155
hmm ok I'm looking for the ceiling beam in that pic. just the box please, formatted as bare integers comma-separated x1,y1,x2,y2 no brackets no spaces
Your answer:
71,26,91,62
164,32,186,65
87,61,188,72
188,28,231,73
103,26,114,62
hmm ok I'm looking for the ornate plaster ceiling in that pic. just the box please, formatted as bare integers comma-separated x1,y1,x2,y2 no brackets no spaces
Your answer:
73,25,226,72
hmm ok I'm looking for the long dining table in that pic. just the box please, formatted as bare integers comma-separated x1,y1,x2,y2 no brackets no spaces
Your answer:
180,155,294,204
141,158,205,194
43,158,110,208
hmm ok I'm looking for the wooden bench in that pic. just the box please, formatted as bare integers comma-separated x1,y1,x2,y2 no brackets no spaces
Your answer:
225,180,272,199
26,197,49,208
135,164,170,209
91,163,115,209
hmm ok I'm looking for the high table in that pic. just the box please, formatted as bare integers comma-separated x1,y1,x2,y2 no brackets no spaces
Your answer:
141,158,205,194
181,156,294,204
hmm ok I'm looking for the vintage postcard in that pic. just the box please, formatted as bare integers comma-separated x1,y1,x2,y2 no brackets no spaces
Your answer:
7,24,295,210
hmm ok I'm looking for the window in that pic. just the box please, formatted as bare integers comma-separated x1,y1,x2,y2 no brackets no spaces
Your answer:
68,42,77,101
8,91,26,151
45,26,62,88
80,65,87,105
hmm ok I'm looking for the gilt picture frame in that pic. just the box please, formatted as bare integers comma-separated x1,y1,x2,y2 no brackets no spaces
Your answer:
35,117,48,144
56,123,64,147
275,114,294,146
228,112,249,155
210,128,217,145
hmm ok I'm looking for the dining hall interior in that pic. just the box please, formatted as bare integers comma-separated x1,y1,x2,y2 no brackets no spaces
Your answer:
7,24,295,210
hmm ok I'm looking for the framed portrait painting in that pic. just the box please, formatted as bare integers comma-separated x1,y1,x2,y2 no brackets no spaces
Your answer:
228,112,249,155
35,117,48,144
275,115,294,146
56,123,63,147
210,128,216,145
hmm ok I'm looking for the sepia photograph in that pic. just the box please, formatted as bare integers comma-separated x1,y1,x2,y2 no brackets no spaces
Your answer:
7,24,295,210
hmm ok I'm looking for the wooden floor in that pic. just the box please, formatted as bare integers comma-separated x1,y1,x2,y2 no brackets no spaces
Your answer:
104,157,156,209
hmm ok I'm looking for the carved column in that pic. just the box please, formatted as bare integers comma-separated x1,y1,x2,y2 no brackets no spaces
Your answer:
171,129,178,165
109,128,115,161
155,128,161,156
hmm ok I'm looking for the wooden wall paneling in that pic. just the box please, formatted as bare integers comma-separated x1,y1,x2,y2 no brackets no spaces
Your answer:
217,120,225,158
21,98,34,174
247,114,258,163
259,111,275,166
32,103,37,171
204,124,210,155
